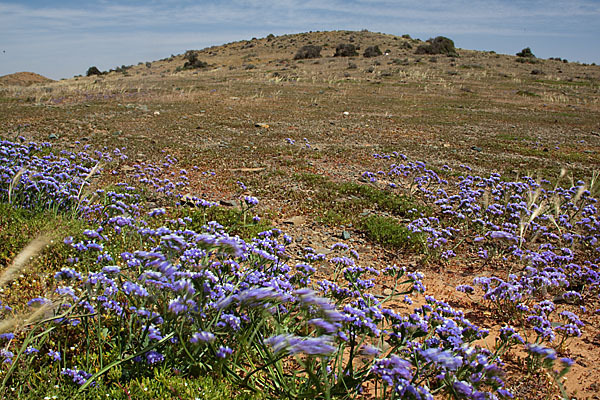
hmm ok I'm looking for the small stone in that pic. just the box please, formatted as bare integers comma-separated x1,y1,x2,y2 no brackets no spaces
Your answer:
471,146,482,152
48,133,58,140
341,231,351,240
254,123,270,129
180,194,199,206
383,288,393,296
220,199,239,208
113,130,123,136
283,216,306,226
314,246,332,255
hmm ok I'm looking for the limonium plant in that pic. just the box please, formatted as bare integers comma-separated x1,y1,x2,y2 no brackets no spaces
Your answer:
1,138,597,399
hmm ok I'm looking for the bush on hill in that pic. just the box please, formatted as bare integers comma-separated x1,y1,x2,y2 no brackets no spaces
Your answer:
516,47,535,58
294,45,322,60
334,43,358,57
415,36,458,57
363,45,382,58
86,66,103,77
183,51,208,70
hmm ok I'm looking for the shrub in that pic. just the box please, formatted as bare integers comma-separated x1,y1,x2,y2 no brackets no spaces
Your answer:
334,43,358,57
363,45,382,58
516,47,535,58
293,45,322,60
516,57,539,64
415,36,458,57
86,66,103,77
183,50,208,70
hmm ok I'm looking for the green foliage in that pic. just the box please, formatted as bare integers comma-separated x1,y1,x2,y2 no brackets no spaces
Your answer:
0,203,82,268
363,45,382,58
516,47,535,58
360,215,424,250
6,363,260,400
335,182,426,218
183,51,208,70
294,173,429,233
86,66,103,77
415,37,458,57
334,43,358,57
294,45,322,60
185,206,271,240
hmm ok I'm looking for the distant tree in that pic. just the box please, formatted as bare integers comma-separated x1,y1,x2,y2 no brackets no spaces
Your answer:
516,47,535,58
363,45,382,58
183,51,208,70
86,66,102,76
294,45,322,60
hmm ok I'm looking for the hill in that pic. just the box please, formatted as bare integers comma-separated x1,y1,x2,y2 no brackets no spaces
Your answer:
0,71,53,86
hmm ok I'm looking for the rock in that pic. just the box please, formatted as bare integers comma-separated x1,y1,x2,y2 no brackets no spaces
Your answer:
113,130,123,136
48,133,58,140
283,216,306,226
255,123,270,129
153,111,160,116
471,146,482,152
313,246,332,255
341,230,351,240
553,293,580,305
180,193,199,206
343,111,350,116
220,199,239,208
383,288,393,296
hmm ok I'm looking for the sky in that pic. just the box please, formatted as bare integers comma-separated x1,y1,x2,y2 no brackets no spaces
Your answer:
1,0,599,80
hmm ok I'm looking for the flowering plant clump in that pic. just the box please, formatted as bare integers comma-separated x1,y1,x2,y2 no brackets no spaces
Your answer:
365,154,598,320
1,139,595,398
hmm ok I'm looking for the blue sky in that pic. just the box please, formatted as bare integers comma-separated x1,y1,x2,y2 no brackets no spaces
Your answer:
1,0,599,80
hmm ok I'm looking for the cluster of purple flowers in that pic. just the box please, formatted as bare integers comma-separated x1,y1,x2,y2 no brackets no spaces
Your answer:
5,140,587,398
365,152,598,349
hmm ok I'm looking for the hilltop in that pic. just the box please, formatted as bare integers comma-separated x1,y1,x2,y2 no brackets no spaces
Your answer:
0,71,53,86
